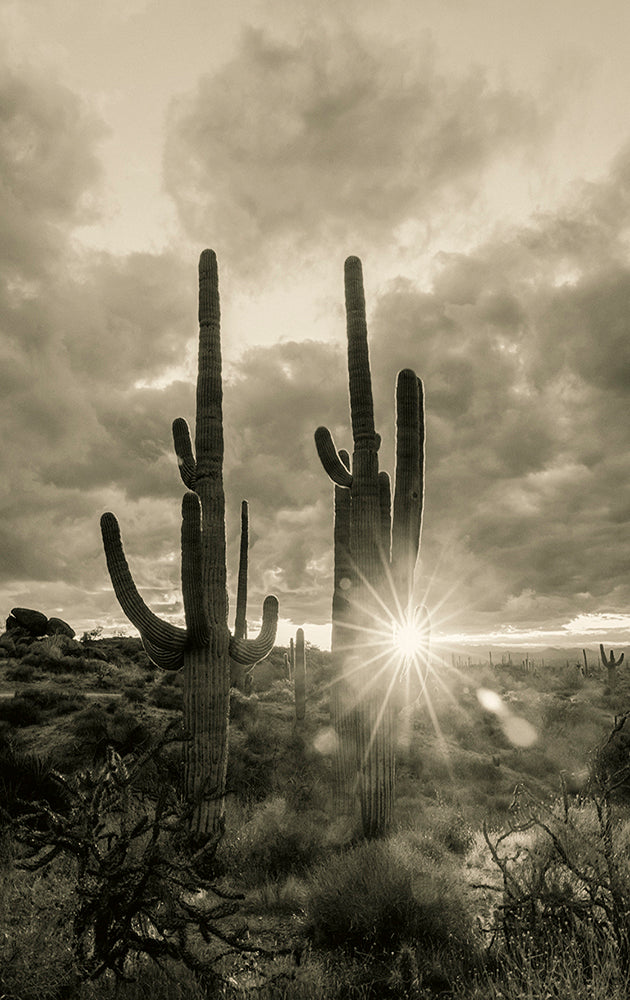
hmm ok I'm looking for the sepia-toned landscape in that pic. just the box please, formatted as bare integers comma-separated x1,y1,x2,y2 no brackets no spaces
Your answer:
3,2,630,998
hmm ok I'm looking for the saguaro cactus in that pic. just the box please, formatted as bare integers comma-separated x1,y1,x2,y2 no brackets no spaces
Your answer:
284,637,294,681
294,628,306,724
600,643,624,694
315,256,428,838
101,250,278,849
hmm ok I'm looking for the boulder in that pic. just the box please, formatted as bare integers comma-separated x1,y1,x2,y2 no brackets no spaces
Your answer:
46,617,76,639
10,607,48,636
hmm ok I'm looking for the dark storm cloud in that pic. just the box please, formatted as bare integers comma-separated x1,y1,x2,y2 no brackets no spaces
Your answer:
163,26,547,274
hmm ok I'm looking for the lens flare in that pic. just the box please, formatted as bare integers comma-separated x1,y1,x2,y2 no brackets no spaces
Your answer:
392,618,429,660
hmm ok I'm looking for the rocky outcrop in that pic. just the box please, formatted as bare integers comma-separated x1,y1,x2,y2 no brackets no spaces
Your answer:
4,608,75,641
10,607,49,635
46,617,76,638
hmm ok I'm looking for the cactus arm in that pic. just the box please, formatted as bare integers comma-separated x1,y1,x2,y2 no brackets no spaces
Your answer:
378,471,392,564
619,652,626,666
345,256,376,447
173,418,197,489
391,369,423,607
233,500,249,641
100,512,187,666
181,492,208,647
600,644,607,667
315,427,353,487
141,635,185,671
229,595,278,665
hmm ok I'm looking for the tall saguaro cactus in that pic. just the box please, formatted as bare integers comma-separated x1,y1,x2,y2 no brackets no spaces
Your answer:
315,256,428,838
101,250,278,849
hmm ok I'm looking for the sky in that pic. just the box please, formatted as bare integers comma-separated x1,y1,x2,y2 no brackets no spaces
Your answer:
1,0,630,652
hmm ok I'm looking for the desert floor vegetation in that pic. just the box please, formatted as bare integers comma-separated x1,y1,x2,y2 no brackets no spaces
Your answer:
1,633,630,998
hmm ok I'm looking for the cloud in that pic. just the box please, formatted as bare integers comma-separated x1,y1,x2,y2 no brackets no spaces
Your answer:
164,26,548,275
2,41,629,649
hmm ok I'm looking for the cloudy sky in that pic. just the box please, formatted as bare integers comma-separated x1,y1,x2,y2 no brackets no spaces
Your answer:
2,0,630,651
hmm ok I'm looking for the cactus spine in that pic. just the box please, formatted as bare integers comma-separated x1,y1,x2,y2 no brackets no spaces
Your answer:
315,256,428,838
600,643,624,694
294,628,306,723
101,251,278,849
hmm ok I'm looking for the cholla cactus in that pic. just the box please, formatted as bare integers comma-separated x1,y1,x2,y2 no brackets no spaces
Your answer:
315,256,429,838
600,643,625,694
101,251,278,848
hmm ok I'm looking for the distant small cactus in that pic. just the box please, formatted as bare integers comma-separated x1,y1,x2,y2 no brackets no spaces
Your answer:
294,628,306,724
600,643,625,694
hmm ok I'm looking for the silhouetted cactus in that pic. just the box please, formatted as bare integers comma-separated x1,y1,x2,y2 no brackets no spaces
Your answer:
600,643,625,694
101,251,278,849
284,637,294,681
315,256,429,838
294,628,306,724
230,500,258,694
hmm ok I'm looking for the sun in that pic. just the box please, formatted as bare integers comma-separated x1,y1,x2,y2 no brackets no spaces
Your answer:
392,615,430,662
390,603,432,675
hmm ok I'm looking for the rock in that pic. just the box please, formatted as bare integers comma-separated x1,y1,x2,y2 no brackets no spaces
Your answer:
10,607,48,636
46,617,76,639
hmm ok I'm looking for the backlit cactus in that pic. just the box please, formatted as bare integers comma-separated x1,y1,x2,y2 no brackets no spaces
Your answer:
600,643,625,694
101,250,278,849
294,627,306,724
315,256,429,838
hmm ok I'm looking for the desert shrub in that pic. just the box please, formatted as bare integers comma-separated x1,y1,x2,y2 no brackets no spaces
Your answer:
219,796,326,884
150,683,183,711
303,835,479,957
592,723,630,800
422,802,476,856
0,860,77,1000
14,686,87,716
19,650,47,669
482,780,630,978
7,733,253,989
230,688,259,727
0,696,45,727
227,720,281,803
5,662,36,682
122,683,147,704
0,740,71,823
69,704,153,764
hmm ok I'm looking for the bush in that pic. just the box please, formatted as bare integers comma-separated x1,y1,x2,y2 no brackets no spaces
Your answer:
219,797,326,884
482,781,630,978
123,684,147,705
0,696,45,727
149,684,182,711
5,662,36,682
13,687,87,717
0,740,72,822
226,721,280,803
69,705,153,764
303,835,480,957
